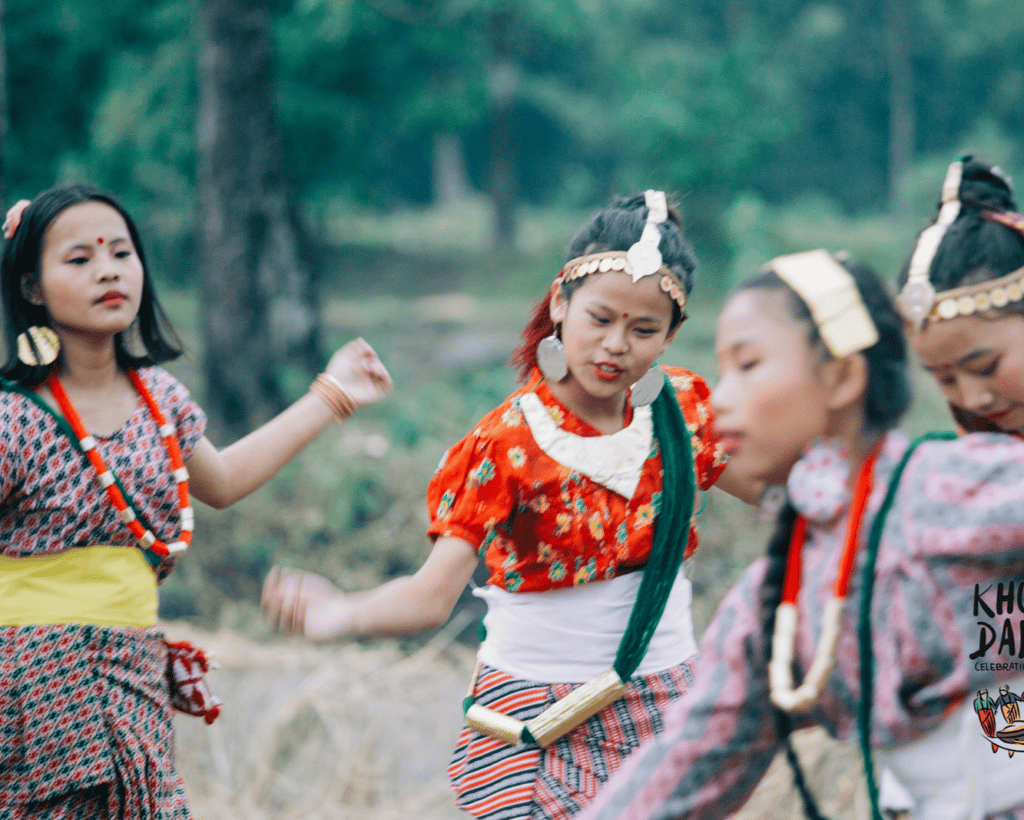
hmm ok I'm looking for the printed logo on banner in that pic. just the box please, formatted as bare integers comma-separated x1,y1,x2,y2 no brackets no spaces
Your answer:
970,581,1024,756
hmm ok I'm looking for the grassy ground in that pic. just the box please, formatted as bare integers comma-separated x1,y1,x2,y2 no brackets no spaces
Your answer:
170,617,876,820
156,280,951,634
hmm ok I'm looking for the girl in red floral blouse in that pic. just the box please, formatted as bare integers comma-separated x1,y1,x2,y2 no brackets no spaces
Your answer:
0,185,392,820
264,191,750,820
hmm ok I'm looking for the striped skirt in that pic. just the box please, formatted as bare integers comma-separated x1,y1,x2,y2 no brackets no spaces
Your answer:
448,658,697,820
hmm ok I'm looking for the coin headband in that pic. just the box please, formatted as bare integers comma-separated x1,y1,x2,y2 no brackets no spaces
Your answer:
768,249,879,358
552,190,686,312
897,161,1024,327
552,250,688,313
920,262,1024,323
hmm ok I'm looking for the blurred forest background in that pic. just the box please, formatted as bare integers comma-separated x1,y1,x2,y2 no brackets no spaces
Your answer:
0,2,1021,815
1,0,1018,620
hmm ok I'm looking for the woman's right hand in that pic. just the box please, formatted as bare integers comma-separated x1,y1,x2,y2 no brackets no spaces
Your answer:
261,566,359,642
323,337,393,409
262,537,478,640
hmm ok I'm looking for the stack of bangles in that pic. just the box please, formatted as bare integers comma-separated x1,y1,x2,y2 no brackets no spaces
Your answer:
309,373,358,421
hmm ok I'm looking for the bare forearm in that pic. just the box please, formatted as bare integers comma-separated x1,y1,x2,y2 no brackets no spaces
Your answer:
189,337,393,509
187,392,334,508
262,537,478,642
348,574,458,637
219,393,334,504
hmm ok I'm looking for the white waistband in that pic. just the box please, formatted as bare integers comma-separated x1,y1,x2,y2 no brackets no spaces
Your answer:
474,567,698,684
876,675,1024,820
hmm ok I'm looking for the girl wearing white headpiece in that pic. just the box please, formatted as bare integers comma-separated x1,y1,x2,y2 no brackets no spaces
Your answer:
578,236,1024,820
263,191,753,819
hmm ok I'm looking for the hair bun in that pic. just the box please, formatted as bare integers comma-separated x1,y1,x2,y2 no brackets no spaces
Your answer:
959,156,1016,212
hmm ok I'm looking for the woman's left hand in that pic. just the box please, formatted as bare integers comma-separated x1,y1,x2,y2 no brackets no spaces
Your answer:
262,566,358,642
324,338,393,408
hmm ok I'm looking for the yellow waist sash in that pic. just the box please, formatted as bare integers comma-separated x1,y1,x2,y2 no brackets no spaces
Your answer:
0,546,158,627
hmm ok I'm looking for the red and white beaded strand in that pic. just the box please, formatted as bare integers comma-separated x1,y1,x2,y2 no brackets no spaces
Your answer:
47,371,193,557
768,439,883,712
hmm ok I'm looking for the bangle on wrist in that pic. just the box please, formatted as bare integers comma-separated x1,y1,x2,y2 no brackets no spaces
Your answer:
309,373,358,422
347,605,362,640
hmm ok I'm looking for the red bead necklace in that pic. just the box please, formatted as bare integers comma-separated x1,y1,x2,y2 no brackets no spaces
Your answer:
769,438,883,712
47,371,193,557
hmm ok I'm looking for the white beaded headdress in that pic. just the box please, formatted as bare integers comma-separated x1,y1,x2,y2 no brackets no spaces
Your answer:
896,160,964,329
897,160,1024,328
553,190,688,313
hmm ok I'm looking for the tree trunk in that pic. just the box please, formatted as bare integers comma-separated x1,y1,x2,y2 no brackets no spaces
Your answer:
887,0,914,217
197,0,321,441
488,12,517,250
0,0,9,208
432,131,472,205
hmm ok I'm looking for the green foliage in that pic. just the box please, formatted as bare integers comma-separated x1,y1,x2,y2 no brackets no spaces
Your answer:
4,0,1022,627
7,0,1024,268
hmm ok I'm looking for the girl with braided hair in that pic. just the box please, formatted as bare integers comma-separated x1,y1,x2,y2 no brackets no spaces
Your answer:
578,221,1024,820
263,191,752,819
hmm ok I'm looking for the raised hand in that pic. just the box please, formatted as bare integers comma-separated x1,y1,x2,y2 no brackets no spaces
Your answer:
323,338,393,409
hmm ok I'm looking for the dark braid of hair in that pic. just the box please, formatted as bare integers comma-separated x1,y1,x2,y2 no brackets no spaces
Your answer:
898,156,1024,295
759,502,831,820
743,256,909,820
510,192,695,383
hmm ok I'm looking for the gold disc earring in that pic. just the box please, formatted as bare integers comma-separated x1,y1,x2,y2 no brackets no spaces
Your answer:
16,326,60,366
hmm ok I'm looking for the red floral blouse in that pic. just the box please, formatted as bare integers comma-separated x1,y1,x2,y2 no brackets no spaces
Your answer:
426,367,727,593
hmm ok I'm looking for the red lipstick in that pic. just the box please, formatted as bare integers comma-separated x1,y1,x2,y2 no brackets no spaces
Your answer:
986,408,1015,426
716,432,743,454
594,362,623,382
97,291,127,306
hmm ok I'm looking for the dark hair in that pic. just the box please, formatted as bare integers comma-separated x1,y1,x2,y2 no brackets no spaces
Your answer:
738,259,912,435
738,257,911,820
897,156,1024,303
511,192,696,383
1,184,183,386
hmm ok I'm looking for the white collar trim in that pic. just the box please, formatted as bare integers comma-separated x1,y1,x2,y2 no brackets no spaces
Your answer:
518,392,653,499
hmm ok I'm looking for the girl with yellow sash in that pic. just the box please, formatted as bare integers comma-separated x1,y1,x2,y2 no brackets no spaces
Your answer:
0,185,392,819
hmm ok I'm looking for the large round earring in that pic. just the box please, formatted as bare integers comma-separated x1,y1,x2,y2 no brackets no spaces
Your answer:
537,333,568,382
16,326,60,367
629,365,665,406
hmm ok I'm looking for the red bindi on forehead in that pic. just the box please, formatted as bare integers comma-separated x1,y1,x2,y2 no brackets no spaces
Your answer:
96,237,104,244
623,313,629,318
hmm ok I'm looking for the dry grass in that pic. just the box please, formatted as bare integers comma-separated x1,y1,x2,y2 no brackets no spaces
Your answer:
169,615,869,820
162,283,914,819
168,619,475,820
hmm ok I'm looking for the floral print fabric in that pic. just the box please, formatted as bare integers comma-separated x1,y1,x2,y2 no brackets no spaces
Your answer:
427,368,726,593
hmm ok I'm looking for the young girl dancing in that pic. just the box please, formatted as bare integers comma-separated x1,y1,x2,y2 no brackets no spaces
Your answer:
0,184,392,819
579,235,1024,819
263,191,748,819
896,156,1024,438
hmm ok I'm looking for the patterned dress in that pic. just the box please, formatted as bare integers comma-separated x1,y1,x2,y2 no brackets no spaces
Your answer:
582,432,1024,820
427,368,727,820
0,366,206,819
